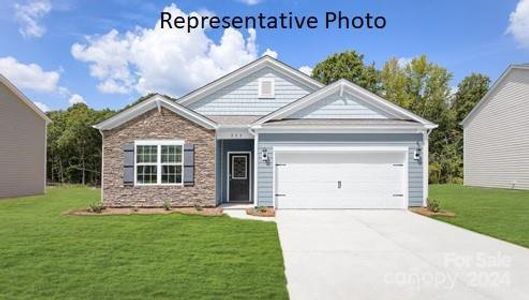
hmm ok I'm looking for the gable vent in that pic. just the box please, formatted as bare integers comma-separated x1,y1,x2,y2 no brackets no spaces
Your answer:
258,78,275,98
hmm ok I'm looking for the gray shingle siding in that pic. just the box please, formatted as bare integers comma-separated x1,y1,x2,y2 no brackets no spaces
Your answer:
290,91,390,119
188,67,315,115
256,133,424,207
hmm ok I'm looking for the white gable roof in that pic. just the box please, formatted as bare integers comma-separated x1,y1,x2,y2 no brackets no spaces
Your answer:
93,94,217,130
252,79,437,129
0,74,51,123
178,55,324,107
461,64,529,126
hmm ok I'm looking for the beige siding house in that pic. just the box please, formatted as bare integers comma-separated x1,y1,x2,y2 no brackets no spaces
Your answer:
0,74,51,198
461,65,529,190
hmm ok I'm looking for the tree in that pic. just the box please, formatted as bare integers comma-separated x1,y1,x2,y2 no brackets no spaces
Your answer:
450,73,490,182
376,55,459,183
380,58,413,109
452,73,490,123
311,51,380,92
47,104,114,185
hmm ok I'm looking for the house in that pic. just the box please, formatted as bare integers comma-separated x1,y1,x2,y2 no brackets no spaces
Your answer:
0,74,51,198
94,56,437,209
461,64,529,190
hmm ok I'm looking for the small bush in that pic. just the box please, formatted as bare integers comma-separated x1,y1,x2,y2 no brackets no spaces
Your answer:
88,202,104,213
194,204,203,211
429,162,442,184
163,200,172,211
427,198,441,213
255,206,268,213
450,177,464,185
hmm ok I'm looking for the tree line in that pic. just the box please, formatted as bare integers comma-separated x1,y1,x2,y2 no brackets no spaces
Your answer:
46,50,490,185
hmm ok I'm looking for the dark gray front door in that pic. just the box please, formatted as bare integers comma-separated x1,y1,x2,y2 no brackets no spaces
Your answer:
229,153,250,202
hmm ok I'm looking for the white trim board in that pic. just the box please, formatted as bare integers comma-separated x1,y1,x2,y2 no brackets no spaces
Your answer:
253,79,437,129
93,94,218,130
252,127,428,134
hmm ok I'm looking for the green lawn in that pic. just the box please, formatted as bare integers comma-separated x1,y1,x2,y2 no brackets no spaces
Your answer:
0,186,288,299
429,184,529,248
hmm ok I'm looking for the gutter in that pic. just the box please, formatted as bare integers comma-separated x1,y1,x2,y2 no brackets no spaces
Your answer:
248,127,258,207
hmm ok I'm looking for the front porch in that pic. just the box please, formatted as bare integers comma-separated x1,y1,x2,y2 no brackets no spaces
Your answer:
216,139,255,205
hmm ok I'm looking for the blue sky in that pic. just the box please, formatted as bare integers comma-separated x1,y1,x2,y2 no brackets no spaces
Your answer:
0,0,528,111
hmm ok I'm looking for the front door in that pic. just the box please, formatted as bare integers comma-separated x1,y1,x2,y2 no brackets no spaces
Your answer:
228,153,251,202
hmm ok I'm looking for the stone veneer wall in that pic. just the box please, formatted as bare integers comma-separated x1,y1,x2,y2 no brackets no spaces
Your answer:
102,107,216,207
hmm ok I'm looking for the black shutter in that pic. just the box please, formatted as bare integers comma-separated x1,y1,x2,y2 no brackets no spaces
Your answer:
183,144,194,186
123,143,134,186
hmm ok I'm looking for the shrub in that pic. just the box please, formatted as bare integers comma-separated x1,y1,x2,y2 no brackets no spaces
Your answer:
255,206,268,213
163,200,172,211
429,162,442,184
88,202,104,213
450,177,464,185
427,198,441,213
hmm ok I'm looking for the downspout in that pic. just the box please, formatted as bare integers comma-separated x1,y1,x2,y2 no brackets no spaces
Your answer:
98,129,105,205
423,128,433,206
248,127,258,207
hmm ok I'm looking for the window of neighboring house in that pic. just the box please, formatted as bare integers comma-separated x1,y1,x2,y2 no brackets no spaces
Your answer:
135,141,183,185
258,78,275,98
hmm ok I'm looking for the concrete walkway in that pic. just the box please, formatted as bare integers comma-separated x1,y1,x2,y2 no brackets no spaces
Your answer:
276,210,529,300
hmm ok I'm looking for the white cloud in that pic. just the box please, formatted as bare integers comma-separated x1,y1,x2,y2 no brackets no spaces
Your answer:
71,4,275,97
0,56,60,92
299,66,313,76
238,0,262,5
14,0,52,38
33,101,50,112
71,29,134,94
397,57,413,68
507,0,529,48
262,48,278,58
68,94,86,105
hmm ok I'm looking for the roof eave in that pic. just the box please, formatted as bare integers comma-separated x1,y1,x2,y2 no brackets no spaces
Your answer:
0,74,52,124
93,94,218,130
252,79,437,128
460,64,529,126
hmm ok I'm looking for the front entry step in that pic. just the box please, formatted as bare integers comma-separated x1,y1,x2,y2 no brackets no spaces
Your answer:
220,203,254,210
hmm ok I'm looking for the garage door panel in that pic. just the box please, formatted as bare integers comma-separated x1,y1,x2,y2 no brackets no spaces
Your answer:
275,150,407,209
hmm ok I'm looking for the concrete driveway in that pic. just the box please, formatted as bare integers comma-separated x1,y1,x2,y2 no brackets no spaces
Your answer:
276,210,529,300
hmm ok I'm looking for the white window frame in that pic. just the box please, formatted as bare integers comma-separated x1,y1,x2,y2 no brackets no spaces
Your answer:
258,78,275,98
134,140,184,186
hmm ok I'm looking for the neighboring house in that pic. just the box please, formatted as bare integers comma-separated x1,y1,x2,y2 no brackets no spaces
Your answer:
461,64,529,190
94,56,437,209
0,74,51,198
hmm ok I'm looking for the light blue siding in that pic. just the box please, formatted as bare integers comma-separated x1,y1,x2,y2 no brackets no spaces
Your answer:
291,91,390,119
189,67,314,115
216,139,254,203
256,133,424,207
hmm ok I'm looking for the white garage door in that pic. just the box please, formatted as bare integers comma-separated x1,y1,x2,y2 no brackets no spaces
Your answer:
275,149,408,209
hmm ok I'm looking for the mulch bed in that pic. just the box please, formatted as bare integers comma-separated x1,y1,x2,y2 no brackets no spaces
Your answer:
410,207,456,217
67,207,224,216
246,207,276,217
